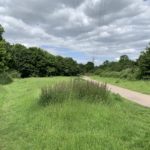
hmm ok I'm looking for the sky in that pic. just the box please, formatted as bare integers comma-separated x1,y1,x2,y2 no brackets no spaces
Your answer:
0,0,150,65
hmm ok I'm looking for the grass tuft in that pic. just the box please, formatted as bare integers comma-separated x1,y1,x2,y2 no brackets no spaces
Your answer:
39,78,109,106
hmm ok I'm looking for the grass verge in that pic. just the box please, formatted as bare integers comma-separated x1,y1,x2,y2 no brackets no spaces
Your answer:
92,76,150,94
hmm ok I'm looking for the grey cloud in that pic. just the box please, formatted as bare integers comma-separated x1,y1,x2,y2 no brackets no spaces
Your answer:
84,0,132,18
0,0,150,64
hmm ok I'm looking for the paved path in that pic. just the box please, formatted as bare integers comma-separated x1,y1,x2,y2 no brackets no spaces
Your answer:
82,76,150,108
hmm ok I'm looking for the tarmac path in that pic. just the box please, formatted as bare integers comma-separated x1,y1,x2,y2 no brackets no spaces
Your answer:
82,76,150,108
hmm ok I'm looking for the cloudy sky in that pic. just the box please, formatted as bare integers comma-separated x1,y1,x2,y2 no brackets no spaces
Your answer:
0,0,150,65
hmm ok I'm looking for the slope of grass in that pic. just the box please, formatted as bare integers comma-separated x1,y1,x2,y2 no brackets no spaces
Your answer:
0,77,150,150
92,76,150,94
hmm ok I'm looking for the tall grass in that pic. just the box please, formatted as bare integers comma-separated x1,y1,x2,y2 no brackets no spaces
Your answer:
0,72,13,85
39,79,109,106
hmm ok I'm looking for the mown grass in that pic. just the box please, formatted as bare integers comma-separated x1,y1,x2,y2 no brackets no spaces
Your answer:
92,76,150,94
0,77,150,150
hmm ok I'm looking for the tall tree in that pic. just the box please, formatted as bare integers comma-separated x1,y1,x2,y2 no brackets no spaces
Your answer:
55,56,79,76
11,45,57,77
63,57,79,76
119,55,129,63
0,24,4,41
118,55,135,71
138,44,150,79
0,41,11,73
85,62,95,72
0,25,11,73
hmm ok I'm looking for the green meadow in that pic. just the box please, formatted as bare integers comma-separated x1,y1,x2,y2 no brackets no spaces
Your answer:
0,77,150,150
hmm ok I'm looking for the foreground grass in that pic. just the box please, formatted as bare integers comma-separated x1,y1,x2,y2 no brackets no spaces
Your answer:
92,76,150,94
0,77,150,150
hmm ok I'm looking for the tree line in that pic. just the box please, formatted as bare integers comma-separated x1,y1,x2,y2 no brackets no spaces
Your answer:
0,25,95,78
95,47,150,80
0,24,150,79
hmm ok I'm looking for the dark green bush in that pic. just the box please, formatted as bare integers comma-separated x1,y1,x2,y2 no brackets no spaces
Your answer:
120,68,141,80
0,72,13,85
39,79,109,106
9,70,21,78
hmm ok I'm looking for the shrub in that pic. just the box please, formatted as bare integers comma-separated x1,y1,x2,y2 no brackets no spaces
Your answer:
95,68,141,80
0,72,13,85
39,79,109,106
9,70,21,78
95,70,121,78
120,68,141,80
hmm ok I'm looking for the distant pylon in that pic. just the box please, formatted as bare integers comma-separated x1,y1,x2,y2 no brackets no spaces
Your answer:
92,56,95,65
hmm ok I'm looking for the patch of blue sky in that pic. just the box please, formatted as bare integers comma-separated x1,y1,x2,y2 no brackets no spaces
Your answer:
41,45,121,65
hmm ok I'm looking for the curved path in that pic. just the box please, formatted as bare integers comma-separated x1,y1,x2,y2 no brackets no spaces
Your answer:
82,76,150,108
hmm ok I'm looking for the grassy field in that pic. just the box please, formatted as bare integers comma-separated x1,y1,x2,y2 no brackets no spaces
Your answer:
0,77,150,150
92,76,150,94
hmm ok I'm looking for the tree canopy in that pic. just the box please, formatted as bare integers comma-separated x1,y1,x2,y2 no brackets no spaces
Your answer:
10,45,80,77
0,24,82,77
0,40,11,73
138,44,150,79
0,24,150,79
0,24,4,41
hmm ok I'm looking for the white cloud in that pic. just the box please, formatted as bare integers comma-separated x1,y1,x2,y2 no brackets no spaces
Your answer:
118,49,136,54
115,57,120,61
0,0,150,64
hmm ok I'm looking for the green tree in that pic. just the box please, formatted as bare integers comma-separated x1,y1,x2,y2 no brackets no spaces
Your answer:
118,55,135,71
119,55,129,62
55,56,79,76
78,63,86,74
138,44,150,79
103,60,110,66
85,62,94,72
0,24,4,41
0,40,11,73
11,45,57,77
0,25,88,77
0,25,11,73
63,57,79,76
